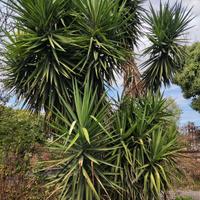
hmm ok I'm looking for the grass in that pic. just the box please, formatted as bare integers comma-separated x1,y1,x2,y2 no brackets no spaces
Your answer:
175,196,193,200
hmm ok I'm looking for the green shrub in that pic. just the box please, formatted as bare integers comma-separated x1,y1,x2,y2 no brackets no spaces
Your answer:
0,106,44,157
0,105,47,200
40,82,183,200
176,196,193,200
111,93,182,199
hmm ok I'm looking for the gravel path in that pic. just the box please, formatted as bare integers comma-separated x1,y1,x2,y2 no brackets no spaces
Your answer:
169,190,200,200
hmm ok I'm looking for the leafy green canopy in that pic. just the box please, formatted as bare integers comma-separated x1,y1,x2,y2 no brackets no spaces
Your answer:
174,42,200,112
40,82,182,200
142,2,192,92
0,105,44,163
0,106,48,199
2,0,144,114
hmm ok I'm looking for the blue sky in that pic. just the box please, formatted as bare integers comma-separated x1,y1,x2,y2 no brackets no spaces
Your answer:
162,85,200,125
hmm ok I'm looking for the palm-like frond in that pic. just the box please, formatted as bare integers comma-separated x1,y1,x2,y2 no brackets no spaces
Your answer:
39,80,120,200
39,86,183,199
71,0,134,86
142,1,193,92
111,93,182,199
3,0,144,114
141,127,182,199
121,0,145,97
3,0,76,114
119,0,145,49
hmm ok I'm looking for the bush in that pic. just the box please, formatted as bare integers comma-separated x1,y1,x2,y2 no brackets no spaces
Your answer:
0,105,47,200
0,106,44,157
40,83,183,200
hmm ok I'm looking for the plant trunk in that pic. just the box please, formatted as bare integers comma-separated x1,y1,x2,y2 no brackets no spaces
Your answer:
123,57,145,97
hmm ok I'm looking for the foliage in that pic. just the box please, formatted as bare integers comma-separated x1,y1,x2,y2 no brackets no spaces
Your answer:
119,0,145,48
0,1,191,200
165,97,182,123
175,196,193,200
39,80,118,200
2,0,144,115
0,105,44,159
0,159,48,200
1,0,192,116
0,105,47,199
174,42,200,112
111,93,182,200
142,1,192,92
40,83,182,200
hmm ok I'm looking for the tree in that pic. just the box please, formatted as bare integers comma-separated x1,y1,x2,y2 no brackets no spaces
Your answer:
2,0,143,116
0,88,10,105
1,0,192,117
174,42,200,112
121,0,145,97
0,1,193,199
0,0,13,56
0,1,13,105
142,2,193,92
166,97,182,123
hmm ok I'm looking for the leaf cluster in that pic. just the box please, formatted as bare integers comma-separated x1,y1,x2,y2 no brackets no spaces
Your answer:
142,1,192,92
2,0,144,114
0,105,44,161
174,42,200,112
40,83,182,200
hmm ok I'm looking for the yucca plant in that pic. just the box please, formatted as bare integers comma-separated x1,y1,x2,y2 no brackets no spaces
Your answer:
2,0,193,114
1,1,190,200
41,89,183,200
2,0,144,115
2,0,75,114
39,80,121,200
140,127,182,200
142,1,193,92
111,93,182,200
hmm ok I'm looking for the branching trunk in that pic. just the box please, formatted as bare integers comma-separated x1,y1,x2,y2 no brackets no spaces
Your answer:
123,57,145,97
